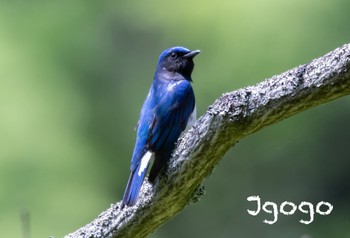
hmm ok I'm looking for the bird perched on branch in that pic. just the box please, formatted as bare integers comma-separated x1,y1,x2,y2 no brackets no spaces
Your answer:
122,46,200,207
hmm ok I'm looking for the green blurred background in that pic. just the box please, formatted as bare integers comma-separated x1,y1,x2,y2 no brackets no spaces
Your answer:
0,1,349,237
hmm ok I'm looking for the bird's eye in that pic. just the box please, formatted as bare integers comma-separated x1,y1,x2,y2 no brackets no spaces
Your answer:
170,52,177,59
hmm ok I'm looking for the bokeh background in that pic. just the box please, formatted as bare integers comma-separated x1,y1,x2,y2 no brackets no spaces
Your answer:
1,1,350,237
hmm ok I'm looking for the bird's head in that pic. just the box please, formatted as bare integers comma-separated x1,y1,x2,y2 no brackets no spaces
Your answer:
157,46,200,80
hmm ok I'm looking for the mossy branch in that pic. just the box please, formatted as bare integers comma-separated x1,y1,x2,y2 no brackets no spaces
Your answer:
65,43,350,238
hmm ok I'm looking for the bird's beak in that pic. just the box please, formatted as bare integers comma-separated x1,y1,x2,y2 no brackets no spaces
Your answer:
183,50,201,58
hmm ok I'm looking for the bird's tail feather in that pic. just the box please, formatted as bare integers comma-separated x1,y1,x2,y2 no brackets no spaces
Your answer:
122,152,152,207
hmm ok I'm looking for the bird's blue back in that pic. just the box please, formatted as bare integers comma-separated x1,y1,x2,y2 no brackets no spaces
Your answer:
131,75,195,169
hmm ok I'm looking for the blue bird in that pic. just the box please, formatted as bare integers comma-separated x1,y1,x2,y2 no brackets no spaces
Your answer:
122,46,200,207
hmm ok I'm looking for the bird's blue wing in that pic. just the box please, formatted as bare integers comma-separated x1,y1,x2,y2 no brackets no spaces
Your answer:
129,91,155,172
121,90,155,207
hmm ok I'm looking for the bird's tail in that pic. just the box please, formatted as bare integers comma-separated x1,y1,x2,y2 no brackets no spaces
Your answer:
122,152,152,207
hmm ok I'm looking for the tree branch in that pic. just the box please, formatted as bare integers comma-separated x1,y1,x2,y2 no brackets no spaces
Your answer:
65,43,350,238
